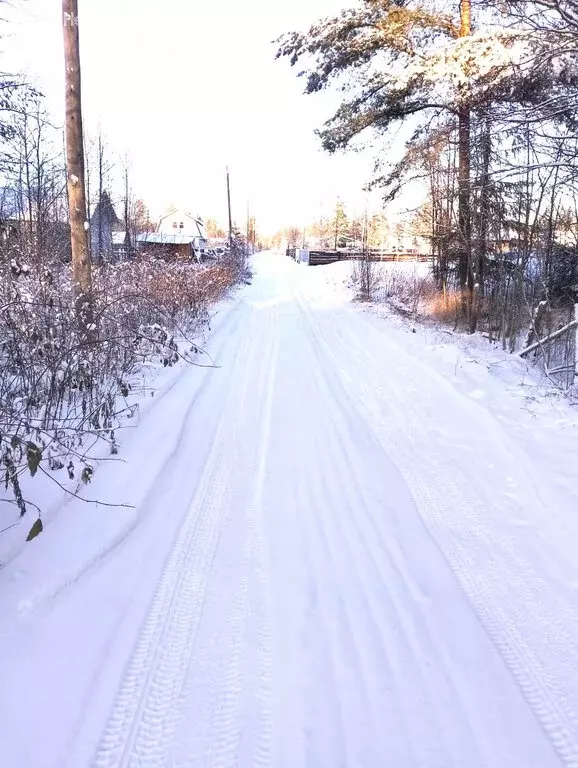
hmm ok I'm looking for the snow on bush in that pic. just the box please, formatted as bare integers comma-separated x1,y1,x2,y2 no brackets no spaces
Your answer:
0,255,237,545
351,261,436,315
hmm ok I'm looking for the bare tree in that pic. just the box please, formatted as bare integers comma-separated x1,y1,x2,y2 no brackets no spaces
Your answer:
1,91,69,263
458,0,474,327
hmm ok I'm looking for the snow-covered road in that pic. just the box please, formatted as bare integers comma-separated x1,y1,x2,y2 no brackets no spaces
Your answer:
2,252,578,767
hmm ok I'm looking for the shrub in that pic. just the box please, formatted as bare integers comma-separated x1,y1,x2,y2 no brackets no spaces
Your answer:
0,255,236,536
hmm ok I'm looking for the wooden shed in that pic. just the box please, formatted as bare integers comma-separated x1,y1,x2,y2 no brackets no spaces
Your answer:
136,232,198,261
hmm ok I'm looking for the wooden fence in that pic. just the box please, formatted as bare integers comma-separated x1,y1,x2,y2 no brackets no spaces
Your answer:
286,248,433,265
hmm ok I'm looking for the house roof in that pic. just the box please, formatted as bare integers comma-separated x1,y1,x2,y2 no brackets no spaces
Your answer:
137,232,196,245
159,210,203,226
91,192,124,230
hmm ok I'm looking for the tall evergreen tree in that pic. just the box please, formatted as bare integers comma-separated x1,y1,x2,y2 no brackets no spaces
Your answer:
277,0,577,326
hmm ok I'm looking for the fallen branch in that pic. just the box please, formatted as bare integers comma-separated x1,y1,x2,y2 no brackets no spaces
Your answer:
518,319,578,358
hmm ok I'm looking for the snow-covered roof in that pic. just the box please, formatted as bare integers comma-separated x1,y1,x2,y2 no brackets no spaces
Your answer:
137,232,196,245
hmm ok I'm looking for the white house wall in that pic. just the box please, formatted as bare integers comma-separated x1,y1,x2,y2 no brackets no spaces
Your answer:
159,210,205,240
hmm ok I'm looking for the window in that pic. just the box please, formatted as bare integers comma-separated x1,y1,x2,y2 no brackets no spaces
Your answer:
179,222,184,229
172,222,177,229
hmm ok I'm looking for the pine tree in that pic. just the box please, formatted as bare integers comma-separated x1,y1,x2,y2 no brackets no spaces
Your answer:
367,212,389,250
204,218,226,238
278,0,578,327
332,198,349,249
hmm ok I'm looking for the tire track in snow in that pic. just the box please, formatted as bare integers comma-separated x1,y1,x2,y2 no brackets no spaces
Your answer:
266,304,354,767
93,316,257,768
299,307,413,765
304,312,490,764
284,276,560,765
94,304,277,768
304,300,488,708
240,311,277,768
346,320,578,765
93,440,229,768
291,295,474,764
175,306,277,768
311,302,574,765
299,299,478,765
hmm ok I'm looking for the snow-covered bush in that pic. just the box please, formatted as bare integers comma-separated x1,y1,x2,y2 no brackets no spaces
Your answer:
371,263,437,316
352,256,381,301
0,255,236,541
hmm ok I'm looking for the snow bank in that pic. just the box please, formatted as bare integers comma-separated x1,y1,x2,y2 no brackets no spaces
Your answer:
315,259,578,519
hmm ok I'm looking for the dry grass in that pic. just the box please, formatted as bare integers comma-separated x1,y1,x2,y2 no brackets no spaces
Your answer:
424,290,462,324
376,268,437,316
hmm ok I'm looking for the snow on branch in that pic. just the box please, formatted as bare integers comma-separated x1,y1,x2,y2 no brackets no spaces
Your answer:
519,318,578,357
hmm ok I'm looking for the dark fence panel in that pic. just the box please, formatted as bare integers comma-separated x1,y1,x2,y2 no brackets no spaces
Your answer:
308,250,432,265
285,247,433,265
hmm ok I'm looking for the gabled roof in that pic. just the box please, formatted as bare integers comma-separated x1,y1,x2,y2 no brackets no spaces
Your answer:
159,210,203,226
91,192,124,230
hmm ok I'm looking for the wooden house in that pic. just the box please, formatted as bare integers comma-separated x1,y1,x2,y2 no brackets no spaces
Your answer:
137,209,207,261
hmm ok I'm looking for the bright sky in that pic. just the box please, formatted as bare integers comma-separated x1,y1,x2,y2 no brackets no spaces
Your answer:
2,0,394,234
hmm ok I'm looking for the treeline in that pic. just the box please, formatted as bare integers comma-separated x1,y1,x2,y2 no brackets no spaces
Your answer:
278,0,578,354
0,85,153,266
271,203,416,252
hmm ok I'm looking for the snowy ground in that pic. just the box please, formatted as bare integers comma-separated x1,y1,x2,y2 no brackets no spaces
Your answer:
1,252,578,767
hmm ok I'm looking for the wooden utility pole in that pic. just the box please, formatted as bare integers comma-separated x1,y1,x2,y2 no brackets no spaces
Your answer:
63,0,93,334
458,0,472,326
226,166,233,250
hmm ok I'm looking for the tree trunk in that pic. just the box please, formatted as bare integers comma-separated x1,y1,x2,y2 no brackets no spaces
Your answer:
84,132,91,258
477,115,491,299
63,0,94,335
35,112,46,258
226,166,233,250
470,114,491,334
458,0,472,327
124,167,131,257
334,212,338,250
22,115,35,249
98,131,104,263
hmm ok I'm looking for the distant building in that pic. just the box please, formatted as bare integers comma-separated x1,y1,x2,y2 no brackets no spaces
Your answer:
90,192,130,261
158,209,207,254
137,209,207,261
136,232,200,261
385,234,431,255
